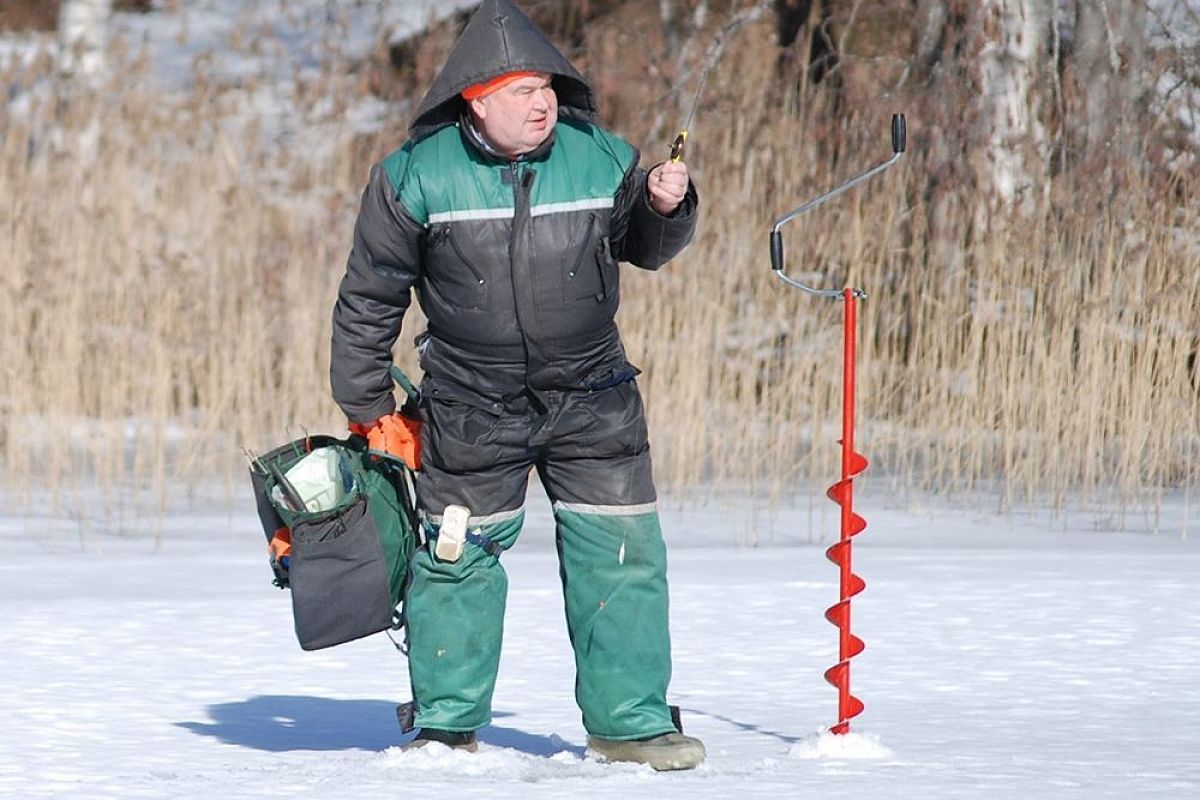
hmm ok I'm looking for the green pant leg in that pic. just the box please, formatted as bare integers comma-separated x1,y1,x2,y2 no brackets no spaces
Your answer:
406,511,524,732
554,503,676,740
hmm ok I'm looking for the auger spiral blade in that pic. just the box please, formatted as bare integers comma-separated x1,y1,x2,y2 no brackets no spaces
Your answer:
823,661,866,735
824,440,869,734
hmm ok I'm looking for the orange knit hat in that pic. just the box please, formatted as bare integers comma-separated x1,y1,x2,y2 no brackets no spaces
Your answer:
461,71,543,101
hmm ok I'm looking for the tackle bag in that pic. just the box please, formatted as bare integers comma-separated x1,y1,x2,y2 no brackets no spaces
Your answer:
249,434,420,651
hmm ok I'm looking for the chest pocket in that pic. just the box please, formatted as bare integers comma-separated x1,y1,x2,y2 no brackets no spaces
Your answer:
424,223,491,311
564,212,617,304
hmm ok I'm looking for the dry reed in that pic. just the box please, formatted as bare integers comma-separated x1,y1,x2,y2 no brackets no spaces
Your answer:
0,15,1196,533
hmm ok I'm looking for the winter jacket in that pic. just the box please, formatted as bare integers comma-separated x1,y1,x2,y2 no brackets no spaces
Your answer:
330,0,698,423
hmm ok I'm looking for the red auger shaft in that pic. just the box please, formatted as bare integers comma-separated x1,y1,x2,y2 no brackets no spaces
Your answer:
823,289,868,734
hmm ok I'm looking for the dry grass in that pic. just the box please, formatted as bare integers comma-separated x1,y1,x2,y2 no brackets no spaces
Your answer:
0,48,376,524
0,15,1196,530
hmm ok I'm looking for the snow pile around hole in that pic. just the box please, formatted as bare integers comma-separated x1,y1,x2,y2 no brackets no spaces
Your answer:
379,741,616,781
788,729,894,760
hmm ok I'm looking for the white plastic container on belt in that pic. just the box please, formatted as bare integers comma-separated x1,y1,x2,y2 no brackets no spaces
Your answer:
436,504,470,562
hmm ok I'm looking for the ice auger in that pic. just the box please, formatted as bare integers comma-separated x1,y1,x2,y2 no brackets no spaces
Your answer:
770,113,906,734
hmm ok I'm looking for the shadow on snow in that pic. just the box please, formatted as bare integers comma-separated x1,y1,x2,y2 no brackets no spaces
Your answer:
176,695,585,756
680,706,802,745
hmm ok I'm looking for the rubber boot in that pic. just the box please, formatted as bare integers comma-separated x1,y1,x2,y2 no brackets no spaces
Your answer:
587,732,706,771
403,728,479,753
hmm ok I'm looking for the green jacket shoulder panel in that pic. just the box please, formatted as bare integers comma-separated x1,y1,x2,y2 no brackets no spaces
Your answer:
380,141,423,222
557,120,636,175
532,121,636,206
397,126,514,225
385,121,639,225
380,142,411,187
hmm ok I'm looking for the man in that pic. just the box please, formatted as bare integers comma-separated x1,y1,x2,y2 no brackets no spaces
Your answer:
330,0,703,771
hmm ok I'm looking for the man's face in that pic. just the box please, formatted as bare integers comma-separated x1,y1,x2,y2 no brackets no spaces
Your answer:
470,74,557,157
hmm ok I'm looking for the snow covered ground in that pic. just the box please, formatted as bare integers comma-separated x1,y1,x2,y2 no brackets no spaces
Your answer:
108,0,481,90
1,486,1197,798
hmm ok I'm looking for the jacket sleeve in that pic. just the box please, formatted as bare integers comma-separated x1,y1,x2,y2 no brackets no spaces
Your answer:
330,164,424,423
609,159,699,270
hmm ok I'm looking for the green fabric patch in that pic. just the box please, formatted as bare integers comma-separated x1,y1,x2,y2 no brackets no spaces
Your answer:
384,120,635,226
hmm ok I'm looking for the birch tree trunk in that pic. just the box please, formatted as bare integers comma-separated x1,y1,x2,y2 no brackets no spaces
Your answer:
813,0,1051,220
58,0,113,84
1071,0,1148,169
970,0,1051,222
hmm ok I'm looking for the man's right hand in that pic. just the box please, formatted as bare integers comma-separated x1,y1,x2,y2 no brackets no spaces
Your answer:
647,160,690,216
349,413,422,470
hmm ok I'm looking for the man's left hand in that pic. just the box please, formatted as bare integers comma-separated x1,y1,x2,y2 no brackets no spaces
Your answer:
349,413,422,470
647,161,689,216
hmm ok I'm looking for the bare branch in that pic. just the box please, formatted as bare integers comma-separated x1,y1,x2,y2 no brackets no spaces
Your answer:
648,0,773,139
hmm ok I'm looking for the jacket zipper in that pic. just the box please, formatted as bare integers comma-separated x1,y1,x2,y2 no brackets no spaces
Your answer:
509,162,540,343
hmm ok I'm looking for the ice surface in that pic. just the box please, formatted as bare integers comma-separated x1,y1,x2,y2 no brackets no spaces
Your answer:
1,487,1197,798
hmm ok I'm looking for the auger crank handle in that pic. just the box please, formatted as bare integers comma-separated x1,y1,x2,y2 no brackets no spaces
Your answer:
771,112,907,299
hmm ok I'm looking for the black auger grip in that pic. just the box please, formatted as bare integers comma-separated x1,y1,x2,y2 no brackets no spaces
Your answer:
770,229,784,273
892,114,907,154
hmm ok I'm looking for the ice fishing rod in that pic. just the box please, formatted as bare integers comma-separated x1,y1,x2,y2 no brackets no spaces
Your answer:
770,113,906,736
654,68,709,256
669,67,709,163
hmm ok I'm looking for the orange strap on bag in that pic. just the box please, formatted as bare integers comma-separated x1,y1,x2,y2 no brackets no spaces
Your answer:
349,413,422,470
